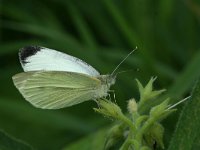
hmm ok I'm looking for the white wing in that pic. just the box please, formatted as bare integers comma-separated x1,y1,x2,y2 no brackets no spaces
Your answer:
19,46,100,76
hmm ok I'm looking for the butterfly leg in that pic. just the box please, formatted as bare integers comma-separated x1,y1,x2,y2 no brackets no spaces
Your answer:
94,99,101,108
112,92,116,103
108,90,116,103
107,94,111,100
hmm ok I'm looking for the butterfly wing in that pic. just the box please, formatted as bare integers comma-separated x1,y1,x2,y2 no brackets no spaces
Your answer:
12,71,101,109
19,46,100,76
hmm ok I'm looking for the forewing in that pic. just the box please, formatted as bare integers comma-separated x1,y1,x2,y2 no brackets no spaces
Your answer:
12,71,101,109
19,46,100,76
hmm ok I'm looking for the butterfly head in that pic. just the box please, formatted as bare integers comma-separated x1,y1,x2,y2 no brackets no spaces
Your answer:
107,74,116,86
98,74,116,87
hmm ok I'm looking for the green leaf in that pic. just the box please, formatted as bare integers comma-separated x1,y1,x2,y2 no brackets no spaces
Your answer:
144,123,164,149
65,2,98,49
0,97,94,133
168,79,200,150
104,123,126,150
102,0,139,47
0,130,33,150
62,128,107,150
137,78,166,114
94,99,123,119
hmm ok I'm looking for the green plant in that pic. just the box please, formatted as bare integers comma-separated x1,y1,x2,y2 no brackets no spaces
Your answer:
94,78,175,150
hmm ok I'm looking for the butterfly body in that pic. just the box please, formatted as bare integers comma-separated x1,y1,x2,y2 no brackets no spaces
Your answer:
95,74,116,98
13,46,115,109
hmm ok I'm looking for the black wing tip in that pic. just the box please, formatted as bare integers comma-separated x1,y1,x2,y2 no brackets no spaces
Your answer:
19,45,43,64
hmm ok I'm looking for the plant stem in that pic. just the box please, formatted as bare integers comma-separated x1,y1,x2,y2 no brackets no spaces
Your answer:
119,115,138,150
119,135,131,150
119,114,136,133
120,138,140,150
135,117,155,144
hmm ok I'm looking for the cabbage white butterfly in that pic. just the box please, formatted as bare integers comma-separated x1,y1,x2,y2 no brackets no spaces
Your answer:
12,46,136,109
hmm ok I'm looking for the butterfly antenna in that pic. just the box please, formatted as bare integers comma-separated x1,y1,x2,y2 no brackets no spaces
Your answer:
111,46,138,76
167,96,191,110
114,69,134,76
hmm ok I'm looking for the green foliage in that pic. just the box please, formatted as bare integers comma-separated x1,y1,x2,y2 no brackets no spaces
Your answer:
136,77,166,114
63,128,107,150
0,130,33,150
94,78,175,150
168,80,200,150
1,0,200,149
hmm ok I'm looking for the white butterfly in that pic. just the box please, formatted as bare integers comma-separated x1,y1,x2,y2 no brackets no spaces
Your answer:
12,46,116,109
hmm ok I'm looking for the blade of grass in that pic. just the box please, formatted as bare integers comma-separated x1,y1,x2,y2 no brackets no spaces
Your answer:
168,79,200,150
2,21,82,51
102,0,139,47
168,50,200,100
65,1,98,50
2,2,39,23
70,0,125,47
0,40,46,55
0,97,95,133
2,1,66,33
0,130,33,150
62,128,107,150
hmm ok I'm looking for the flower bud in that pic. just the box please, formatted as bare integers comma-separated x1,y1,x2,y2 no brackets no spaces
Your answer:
128,98,138,114
94,99,123,119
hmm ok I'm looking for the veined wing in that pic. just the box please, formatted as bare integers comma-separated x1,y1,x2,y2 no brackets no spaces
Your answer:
12,71,101,109
19,46,100,76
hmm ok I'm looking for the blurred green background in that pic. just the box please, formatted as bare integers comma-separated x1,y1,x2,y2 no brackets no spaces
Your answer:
1,0,200,149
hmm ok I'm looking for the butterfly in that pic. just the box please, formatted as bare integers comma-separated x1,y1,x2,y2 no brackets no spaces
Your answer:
12,46,117,109
12,46,136,109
